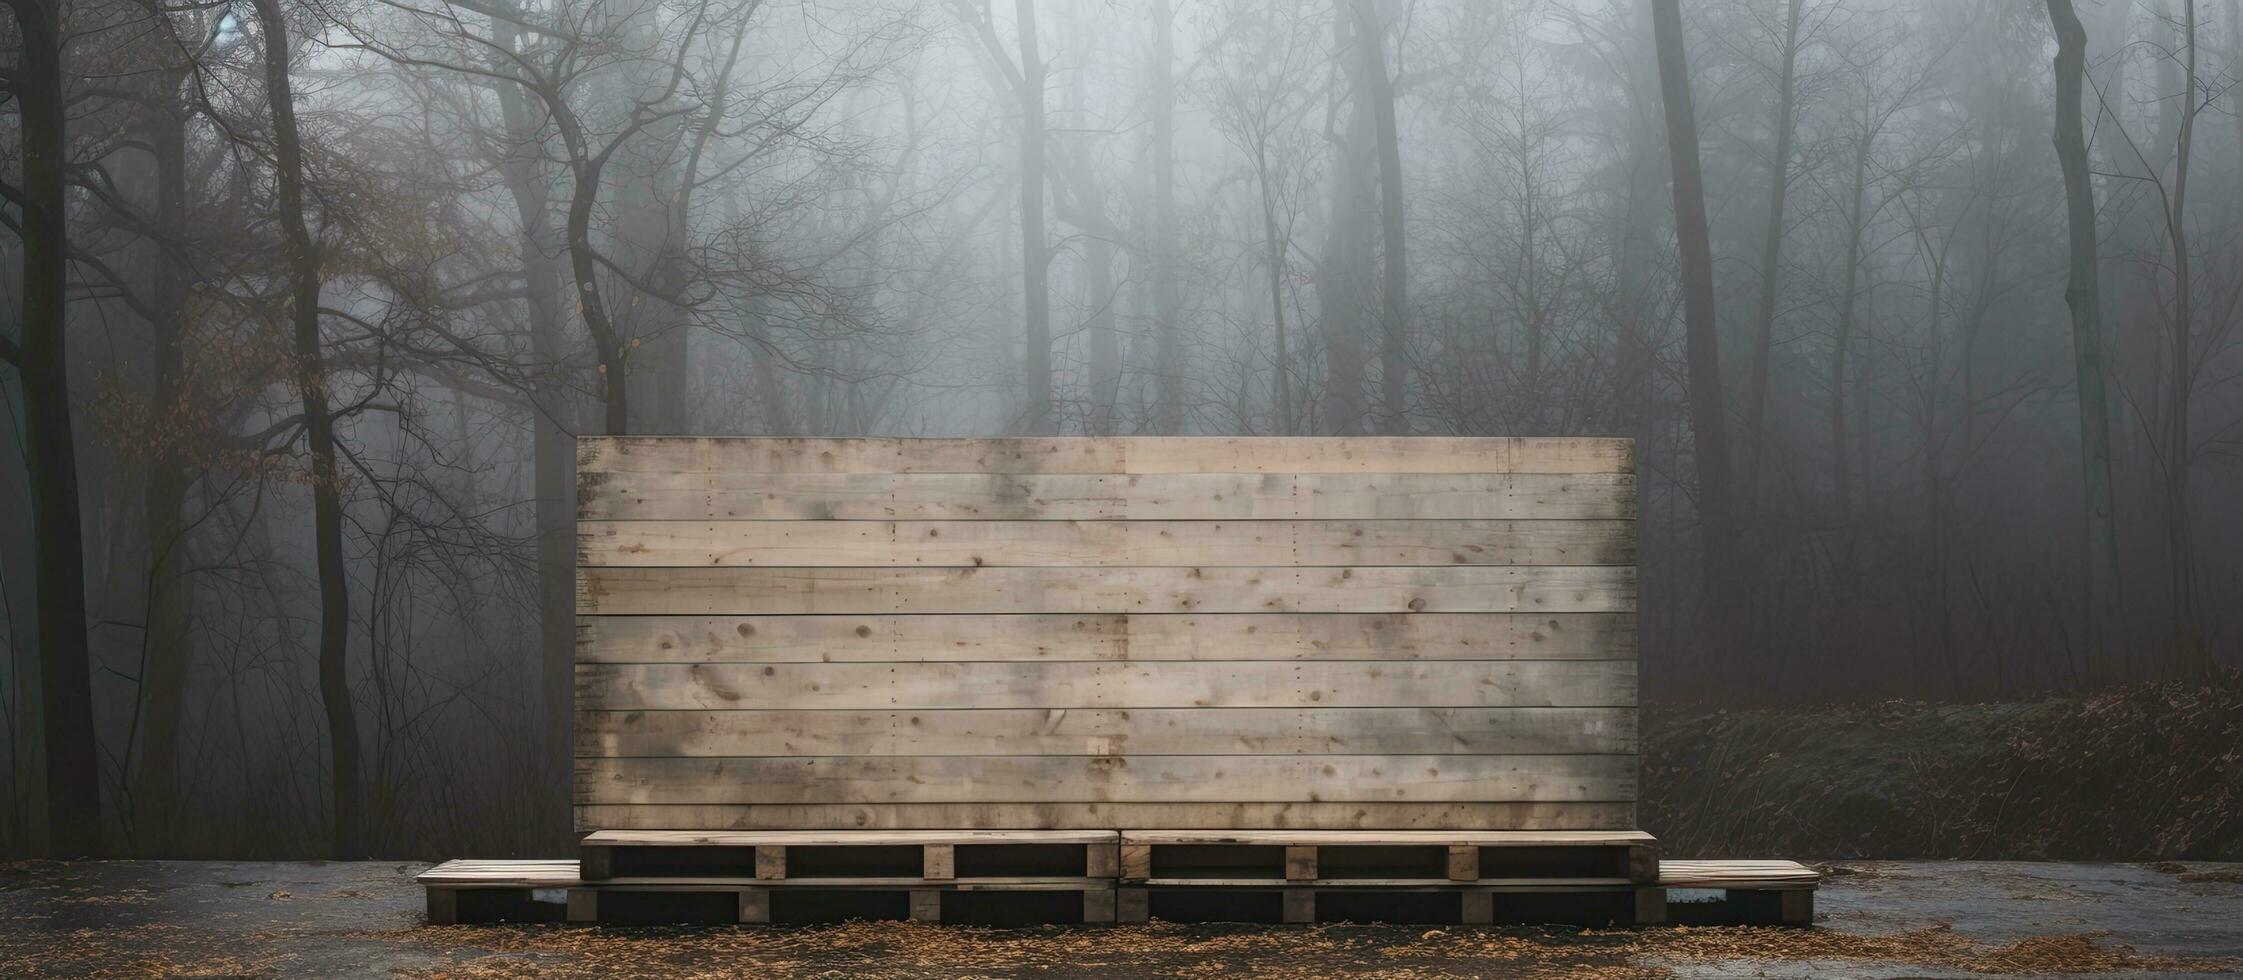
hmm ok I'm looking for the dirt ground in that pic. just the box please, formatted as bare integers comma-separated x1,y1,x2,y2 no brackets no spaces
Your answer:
1,860,2240,978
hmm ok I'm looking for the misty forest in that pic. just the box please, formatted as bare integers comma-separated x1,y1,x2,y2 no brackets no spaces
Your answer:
3,0,2242,864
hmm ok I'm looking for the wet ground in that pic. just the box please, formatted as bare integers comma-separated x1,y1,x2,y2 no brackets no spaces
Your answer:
1,860,2239,977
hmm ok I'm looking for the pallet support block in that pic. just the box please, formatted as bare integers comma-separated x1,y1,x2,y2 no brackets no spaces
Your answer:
1447,845,1480,882
579,846,612,881
1083,889,1117,924
1285,846,1318,882
910,889,942,923
1121,844,1152,881
1118,887,1150,924
924,843,955,881
756,846,786,880
1633,886,1667,926
567,889,597,924
1282,890,1316,924
738,888,770,924
1781,889,1813,926
1086,843,1120,879
1627,844,1660,883
1460,890,1493,925
426,887,459,925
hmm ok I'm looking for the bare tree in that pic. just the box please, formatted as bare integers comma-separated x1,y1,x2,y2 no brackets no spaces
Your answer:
1,0,101,858
2042,0,2123,673
1648,0,1735,595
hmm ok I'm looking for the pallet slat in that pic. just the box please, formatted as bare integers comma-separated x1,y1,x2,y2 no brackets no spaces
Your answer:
577,565,1635,616
575,754,1637,806
578,520,1635,568
575,706,1639,758
576,660,1637,711
579,437,1635,476
574,802,1638,832
577,613,1638,664
578,472,1637,522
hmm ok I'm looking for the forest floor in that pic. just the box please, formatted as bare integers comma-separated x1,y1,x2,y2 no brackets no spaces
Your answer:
2,860,2242,977
1642,677,2243,861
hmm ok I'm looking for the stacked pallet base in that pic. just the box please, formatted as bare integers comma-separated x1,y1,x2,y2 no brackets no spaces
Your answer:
422,831,1817,928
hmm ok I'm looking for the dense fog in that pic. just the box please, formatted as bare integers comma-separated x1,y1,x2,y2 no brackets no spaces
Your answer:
2,0,2240,858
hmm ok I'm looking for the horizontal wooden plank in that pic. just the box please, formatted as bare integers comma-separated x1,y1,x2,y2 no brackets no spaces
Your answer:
574,755,1637,805
577,613,1636,664
578,519,1634,568
581,829,1116,846
577,472,1636,521
579,437,1634,476
575,661,1636,711
575,707,1637,757
418,859,580,887
577,566,1635,616
575,802,1637,832
1658,860,1820,889
1120,830,1655,846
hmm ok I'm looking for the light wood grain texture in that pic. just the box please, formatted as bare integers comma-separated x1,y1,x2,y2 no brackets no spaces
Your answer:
578,472,1636,521
579,437,1634,476
575,755,1636,805
576,661,1636,711
1657,860,1821,889
577,613,1637,664
573,802,1637,832
581,829,1119,846
418,859,581,887
578,520,1635,568
574,707,1639,758
577,565,1636,616
572,436,1641,835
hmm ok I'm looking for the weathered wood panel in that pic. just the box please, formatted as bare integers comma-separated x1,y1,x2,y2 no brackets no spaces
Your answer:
581,437,1635,476
578,519,1635,567
577,472,1636,521
573,436,1640,833
575,754,1637,805
575,802,1637,832
576,661,1637,711
577,565,1636,616
575,707,1639,757
577,613,1637,664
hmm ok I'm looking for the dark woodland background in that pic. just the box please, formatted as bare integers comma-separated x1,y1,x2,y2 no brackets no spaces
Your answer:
2,0,2240,861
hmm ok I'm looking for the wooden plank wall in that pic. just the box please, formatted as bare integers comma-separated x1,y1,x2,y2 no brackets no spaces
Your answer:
575,437,1639,832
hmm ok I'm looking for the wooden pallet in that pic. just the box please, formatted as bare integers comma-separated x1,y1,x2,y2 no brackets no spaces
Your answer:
1661,859,1818,926
1119,830,1657,885
1116,883,1665,926
419,849,1814,928
578,829,1121,883
568,880,1116,925
418,859,578,924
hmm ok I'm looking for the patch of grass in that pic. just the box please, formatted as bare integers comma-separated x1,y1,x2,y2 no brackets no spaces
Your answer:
1643,676,2243,860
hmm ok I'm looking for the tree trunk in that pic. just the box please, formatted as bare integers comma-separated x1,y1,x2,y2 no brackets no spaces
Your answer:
253,0,363,858
1351,0,1409,435
1149,0,1183,433
2161,0,2199,651
1830,142,1868,562
6,0,102,859
1015,0,1053,435
132,101,196,853
1258,143,1294,437
1648,0,1736,594
1744,0,1803,496
489,24,577,845
1316,1,1375,436
1085,231,1121,435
